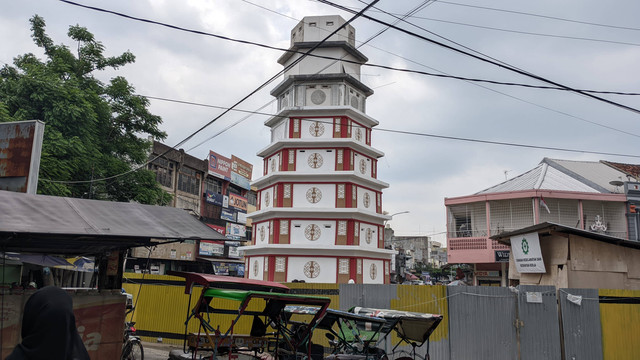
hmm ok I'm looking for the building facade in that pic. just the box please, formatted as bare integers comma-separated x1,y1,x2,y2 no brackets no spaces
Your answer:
242,16,394,284
445,158,639,286
127,142,255,276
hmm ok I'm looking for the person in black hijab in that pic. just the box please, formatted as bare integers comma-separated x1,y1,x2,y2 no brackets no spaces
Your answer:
7,286,90,360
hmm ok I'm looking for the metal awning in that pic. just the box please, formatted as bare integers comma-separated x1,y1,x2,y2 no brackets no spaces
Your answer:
0,190,226,254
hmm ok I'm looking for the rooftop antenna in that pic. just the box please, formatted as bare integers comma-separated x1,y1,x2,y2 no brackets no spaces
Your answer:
504,170,511,181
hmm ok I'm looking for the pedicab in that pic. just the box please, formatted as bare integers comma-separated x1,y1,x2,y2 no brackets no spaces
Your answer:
349,307,443,360
167,271,331,360
312,308,387,360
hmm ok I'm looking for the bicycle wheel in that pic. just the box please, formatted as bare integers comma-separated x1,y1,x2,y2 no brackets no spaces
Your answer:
122,339,144,360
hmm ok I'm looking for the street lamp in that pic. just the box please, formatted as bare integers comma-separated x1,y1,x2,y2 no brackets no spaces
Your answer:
384,211,410,226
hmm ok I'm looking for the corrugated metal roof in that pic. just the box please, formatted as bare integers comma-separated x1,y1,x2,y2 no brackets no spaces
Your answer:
0,190,226,254
546,158,628,193
476,162,600,194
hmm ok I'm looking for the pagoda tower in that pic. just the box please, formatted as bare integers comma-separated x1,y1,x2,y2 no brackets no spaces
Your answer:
243,15,393,284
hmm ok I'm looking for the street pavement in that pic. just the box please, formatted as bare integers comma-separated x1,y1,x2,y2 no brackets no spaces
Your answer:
142,341,181,360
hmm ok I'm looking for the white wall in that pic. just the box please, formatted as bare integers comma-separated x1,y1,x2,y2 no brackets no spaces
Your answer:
267,153,280,175
300,118,333,139
289,220,336,246
271,120,288,142
292,183,335,208
248,256,265,280
255,221,271,245
260,186,276,209
362,259,384,284
287,256,337,283
356,187,376,212
353,153,371,178
359,223,379,249
296,149,336,173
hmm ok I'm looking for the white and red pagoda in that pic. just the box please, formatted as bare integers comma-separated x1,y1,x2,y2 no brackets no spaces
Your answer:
243,15,393,284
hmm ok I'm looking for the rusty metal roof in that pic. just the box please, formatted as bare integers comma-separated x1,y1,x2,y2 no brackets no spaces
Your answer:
0,190,226,254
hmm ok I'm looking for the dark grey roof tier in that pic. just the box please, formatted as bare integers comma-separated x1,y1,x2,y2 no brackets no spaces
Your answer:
0,190,225,254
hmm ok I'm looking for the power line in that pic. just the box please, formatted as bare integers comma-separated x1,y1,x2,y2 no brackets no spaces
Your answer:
319,0,640,116
56,0,640,96
436,1,640,32
47,0,380,185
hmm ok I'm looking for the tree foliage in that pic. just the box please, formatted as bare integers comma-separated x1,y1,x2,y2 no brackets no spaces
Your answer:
0,16,171,205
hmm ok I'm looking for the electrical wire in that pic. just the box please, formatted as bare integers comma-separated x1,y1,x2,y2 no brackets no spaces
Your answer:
435,1,640,32
46,0,380,185
56,0,640,96
318,0,640,115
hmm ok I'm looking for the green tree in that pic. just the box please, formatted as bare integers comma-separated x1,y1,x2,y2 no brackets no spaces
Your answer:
0,15,171,205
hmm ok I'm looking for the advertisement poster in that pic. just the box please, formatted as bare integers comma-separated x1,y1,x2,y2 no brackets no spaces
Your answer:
208,151,232,180
199,241,225,256
231,155,253,180
226,223,246,238
206,223,226,235
205,191,224,206
229,193,248,212
236,212,248,224
228,245,240,258
511,232,546,273
221,209,236,222
230,172,251,190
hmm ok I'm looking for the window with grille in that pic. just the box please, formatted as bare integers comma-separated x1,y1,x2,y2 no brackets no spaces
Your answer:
338,259,349,274
582,200,627,239
489,199,534,235
447,202,487,238
275,257,286,272
177,167,199,195
149,157,173,188
205,177,222,194
538,198,580,228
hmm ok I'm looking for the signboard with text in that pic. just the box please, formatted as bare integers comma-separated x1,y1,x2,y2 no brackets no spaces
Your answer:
229,193,248,212
221,209,236,222
511,232,546,273
230,172,251,190
495,250,510,263
199,241,225,256
208,151,232,180
226,223,246,238
231,155,253,180
205,191,224,206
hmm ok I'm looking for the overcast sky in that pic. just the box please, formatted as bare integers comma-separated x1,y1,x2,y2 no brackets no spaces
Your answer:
2,0,639,247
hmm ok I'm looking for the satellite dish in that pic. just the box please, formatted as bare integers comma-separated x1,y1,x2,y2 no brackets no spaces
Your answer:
609,180,624,187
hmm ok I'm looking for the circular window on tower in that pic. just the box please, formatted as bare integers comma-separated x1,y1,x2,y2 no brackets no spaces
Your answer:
309,121,325,137
304,261,321,278
350,96,359,109
306,187,322,203
307,153,323,169
304,224,321,241
310,90,327,105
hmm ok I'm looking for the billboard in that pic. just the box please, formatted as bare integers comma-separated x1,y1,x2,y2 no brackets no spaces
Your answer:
205,191,224,206
199,241,225,256
226,223,246,238
221,209,236,222
231,155,253,190
0,120,45,194
208,151,232,180
229,193,248,212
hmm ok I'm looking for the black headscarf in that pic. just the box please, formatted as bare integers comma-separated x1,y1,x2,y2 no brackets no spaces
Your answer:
6,286,90,360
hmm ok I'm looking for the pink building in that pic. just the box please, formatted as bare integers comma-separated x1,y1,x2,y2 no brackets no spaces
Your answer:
445,158,638,286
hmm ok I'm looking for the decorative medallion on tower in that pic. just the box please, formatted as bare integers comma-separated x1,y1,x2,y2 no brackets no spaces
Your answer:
304,261,321,278
359,159,367,174
309,121,325,137
311,90,327,105
271,159,277,173
370,263,377,280
365,228,373,244
306,187,322,203
305,224,321,241
260,227,266,242
253,261,259,277
265,192,271,207
355,128,362,141
363,193,371,208
308,153,323,169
